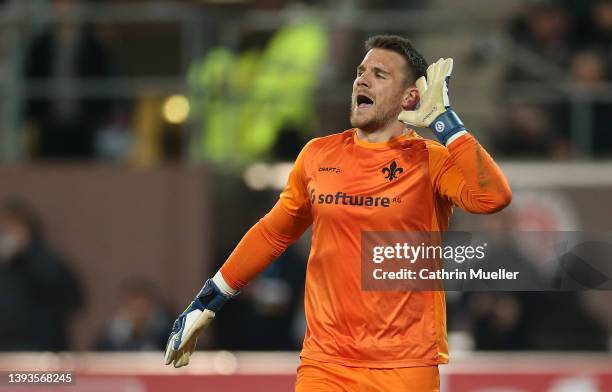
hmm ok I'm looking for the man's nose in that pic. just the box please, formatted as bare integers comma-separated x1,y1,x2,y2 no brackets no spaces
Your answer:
356,73,370,87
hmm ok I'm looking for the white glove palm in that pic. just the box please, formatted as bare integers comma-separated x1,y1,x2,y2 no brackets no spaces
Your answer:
164,304,215,367
398,57,452,128
398,58,466,145
164,279,232,368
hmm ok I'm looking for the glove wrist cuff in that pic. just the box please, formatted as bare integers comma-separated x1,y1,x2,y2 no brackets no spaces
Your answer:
213,271,239,296
430,109,466,145
195,279,235,313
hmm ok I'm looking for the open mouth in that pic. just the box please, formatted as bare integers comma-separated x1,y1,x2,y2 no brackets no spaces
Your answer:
356,94,374,109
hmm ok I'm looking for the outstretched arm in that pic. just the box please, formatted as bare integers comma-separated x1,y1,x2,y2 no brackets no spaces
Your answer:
218,201,311,290
164,140,315,368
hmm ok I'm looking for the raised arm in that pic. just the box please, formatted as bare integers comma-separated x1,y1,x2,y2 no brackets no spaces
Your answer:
430,133,512,213
399,57,511,213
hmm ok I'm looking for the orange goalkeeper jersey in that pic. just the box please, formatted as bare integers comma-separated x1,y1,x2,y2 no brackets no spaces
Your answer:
220,129,511,368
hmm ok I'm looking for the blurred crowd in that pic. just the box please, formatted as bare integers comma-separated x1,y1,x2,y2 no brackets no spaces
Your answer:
498,0,612,158
1,0,611,163
1,195,612,353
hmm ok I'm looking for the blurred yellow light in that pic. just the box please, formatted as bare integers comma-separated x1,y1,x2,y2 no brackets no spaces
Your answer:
162,94,190,124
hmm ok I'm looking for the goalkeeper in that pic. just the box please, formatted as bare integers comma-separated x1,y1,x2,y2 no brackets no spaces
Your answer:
165,35,512,391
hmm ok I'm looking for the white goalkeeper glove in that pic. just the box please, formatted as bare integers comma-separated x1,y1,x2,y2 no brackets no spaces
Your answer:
398,57,466,145
164,278,235,368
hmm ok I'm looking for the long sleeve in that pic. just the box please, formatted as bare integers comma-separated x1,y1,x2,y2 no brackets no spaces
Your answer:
219,140,316,290
219,202,311,290
430,133,512,213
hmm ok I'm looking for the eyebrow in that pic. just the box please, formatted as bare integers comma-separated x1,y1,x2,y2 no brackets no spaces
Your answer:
357,64,391,75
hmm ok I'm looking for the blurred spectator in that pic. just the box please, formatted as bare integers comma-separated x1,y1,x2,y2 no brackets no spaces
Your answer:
95,278,172,351
528,293,608,350
508,0,573,72
466,293,529,350
584,0,612,62
0,199,83,351
452,205,609,351
497,2,571,158
494,102,570,159
23,0,115,159
570,49,608,88
464,292,608,351
457,222,545,350
500,0,612,157
215,247,307,351
567,49,612,156
189,0,328,165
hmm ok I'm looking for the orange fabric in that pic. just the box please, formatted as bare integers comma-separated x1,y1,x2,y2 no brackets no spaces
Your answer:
220,201,310,289
220,129,511,368
429,133,512,214
295,357,440,392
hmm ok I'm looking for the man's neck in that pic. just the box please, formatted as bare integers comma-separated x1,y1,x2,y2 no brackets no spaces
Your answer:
356,123,408,143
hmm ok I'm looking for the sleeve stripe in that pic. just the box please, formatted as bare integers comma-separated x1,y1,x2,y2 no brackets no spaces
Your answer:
445,130,468,146
213,271,239,296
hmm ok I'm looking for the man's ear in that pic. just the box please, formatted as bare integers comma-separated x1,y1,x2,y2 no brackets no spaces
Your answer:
401,85,419,111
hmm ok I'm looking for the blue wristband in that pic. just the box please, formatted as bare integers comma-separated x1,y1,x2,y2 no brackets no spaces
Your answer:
195,279,232,313
430,109,466,145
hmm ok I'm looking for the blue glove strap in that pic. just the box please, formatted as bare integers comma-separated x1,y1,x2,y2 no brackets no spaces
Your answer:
195,279,233,313
430,109,466,145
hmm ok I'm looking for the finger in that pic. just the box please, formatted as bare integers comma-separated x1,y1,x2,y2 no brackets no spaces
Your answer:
164,346,176,366
441,59,453,107
426,62,436,87
176,311,200,351
415,76,427,95
185,335,198,355
164,335,178,365
431,58,444,84
174,344,191,367
443,58,454,78
176,328,191,352
174,348,190,368
437,58,446,81
437,58,452,83
174,334,198,368
176,310,213,351
398,110,420,126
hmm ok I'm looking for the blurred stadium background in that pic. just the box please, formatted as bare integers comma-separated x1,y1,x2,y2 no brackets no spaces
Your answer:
0,0,612,391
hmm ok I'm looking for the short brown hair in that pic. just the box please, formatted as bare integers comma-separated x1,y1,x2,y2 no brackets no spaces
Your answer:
365,35,428,85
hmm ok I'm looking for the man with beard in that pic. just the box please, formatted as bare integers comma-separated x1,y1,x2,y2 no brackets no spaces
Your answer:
165,35,512,391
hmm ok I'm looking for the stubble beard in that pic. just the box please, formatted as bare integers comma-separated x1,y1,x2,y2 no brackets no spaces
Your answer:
350,104,401,133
